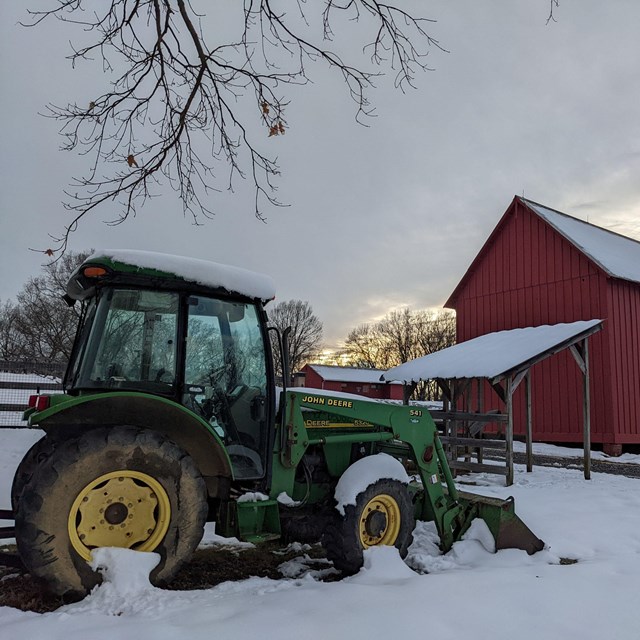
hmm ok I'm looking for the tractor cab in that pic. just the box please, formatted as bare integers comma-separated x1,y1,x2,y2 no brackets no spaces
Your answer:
63,251,277,480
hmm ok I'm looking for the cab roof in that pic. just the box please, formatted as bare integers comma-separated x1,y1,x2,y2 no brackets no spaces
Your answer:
69,249,276,302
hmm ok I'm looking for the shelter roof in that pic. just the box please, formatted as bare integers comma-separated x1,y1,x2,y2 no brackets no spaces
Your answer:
381,319,603,383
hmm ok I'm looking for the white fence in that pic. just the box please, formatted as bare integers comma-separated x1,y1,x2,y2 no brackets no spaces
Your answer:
0,362,65,427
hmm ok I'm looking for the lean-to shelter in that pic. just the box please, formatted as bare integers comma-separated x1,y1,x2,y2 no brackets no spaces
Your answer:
383,320,603,484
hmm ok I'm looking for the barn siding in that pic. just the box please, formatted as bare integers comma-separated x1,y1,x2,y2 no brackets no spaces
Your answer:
451,198,620,445
606,280,640,442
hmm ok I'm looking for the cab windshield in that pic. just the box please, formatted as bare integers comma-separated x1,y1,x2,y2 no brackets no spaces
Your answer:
74,289,180,393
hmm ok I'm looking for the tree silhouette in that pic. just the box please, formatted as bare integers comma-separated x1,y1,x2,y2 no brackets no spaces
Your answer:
25,1,444,254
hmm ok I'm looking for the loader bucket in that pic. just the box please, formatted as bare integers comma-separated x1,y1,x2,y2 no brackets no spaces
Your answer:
457,490,544,555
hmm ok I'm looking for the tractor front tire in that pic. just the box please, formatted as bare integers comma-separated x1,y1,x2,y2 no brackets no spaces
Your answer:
322,479,415,575
15,427,207,597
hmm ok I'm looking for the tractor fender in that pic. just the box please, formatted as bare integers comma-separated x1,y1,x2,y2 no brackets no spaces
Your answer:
29,392,233,495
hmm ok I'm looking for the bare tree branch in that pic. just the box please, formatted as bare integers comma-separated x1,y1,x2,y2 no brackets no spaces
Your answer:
24,1,444,255
547,0,560,24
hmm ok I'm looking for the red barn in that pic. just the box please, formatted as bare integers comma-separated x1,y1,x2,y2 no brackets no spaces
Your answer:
446,196,640,455
299,364,404,401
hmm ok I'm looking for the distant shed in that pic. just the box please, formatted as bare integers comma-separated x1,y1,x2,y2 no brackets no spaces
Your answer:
300,364,404,401
445,196,640,455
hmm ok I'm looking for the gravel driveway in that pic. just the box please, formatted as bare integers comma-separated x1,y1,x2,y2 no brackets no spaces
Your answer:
485,450,640,480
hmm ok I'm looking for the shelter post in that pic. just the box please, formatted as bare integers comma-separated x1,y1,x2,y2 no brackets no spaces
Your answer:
583,339,591,480
570,338,592,480
476,378,484,464
506,376,514,486
525,370,533,472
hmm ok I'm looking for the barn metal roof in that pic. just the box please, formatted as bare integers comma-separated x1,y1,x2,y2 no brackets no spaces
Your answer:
381,319,603,383
522,199,640,284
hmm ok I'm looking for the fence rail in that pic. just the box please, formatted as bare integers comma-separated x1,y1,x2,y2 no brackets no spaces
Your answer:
0,361,65,427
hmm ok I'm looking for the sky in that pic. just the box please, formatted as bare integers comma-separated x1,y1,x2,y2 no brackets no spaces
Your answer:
2,425,640,638
1,1,639,349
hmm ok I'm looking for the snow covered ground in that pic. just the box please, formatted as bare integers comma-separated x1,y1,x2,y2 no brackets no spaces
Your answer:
0,373,61,384
1,429,639,639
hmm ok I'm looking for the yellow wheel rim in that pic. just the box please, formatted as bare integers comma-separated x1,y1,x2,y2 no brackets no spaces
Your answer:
358,493,402,548
68,470,171,561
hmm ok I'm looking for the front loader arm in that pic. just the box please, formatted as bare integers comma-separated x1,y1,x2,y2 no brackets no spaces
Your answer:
278,390,543,555
279,390,467,550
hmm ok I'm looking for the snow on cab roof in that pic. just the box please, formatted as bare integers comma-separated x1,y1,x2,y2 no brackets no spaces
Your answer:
382,319,603,382
523,199,640,284
89,249,276,301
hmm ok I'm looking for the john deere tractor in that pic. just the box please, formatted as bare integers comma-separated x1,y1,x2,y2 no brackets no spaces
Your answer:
6,250,542,596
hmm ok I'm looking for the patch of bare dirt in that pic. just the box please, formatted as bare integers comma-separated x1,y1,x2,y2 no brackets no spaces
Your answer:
0,542,332,614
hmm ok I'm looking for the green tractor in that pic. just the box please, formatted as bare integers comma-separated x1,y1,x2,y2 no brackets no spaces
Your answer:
7,250,543,596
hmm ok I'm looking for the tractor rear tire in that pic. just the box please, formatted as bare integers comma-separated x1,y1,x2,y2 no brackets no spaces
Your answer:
11,434,58,512
321,479,414,575
15,426,207,597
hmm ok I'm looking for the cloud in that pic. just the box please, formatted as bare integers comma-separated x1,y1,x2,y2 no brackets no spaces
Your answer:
2,1,640,348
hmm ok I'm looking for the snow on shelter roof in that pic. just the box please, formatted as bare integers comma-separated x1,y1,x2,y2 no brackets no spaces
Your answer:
306,364,401,384
382,320,603,382
522,198,640,284
87,250,276,301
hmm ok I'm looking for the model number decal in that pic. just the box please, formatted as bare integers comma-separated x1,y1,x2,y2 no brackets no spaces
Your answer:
304,419,373,428
409,409,423,417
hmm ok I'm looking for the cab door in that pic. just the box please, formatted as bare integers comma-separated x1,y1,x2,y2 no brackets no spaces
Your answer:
183,296,270,480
